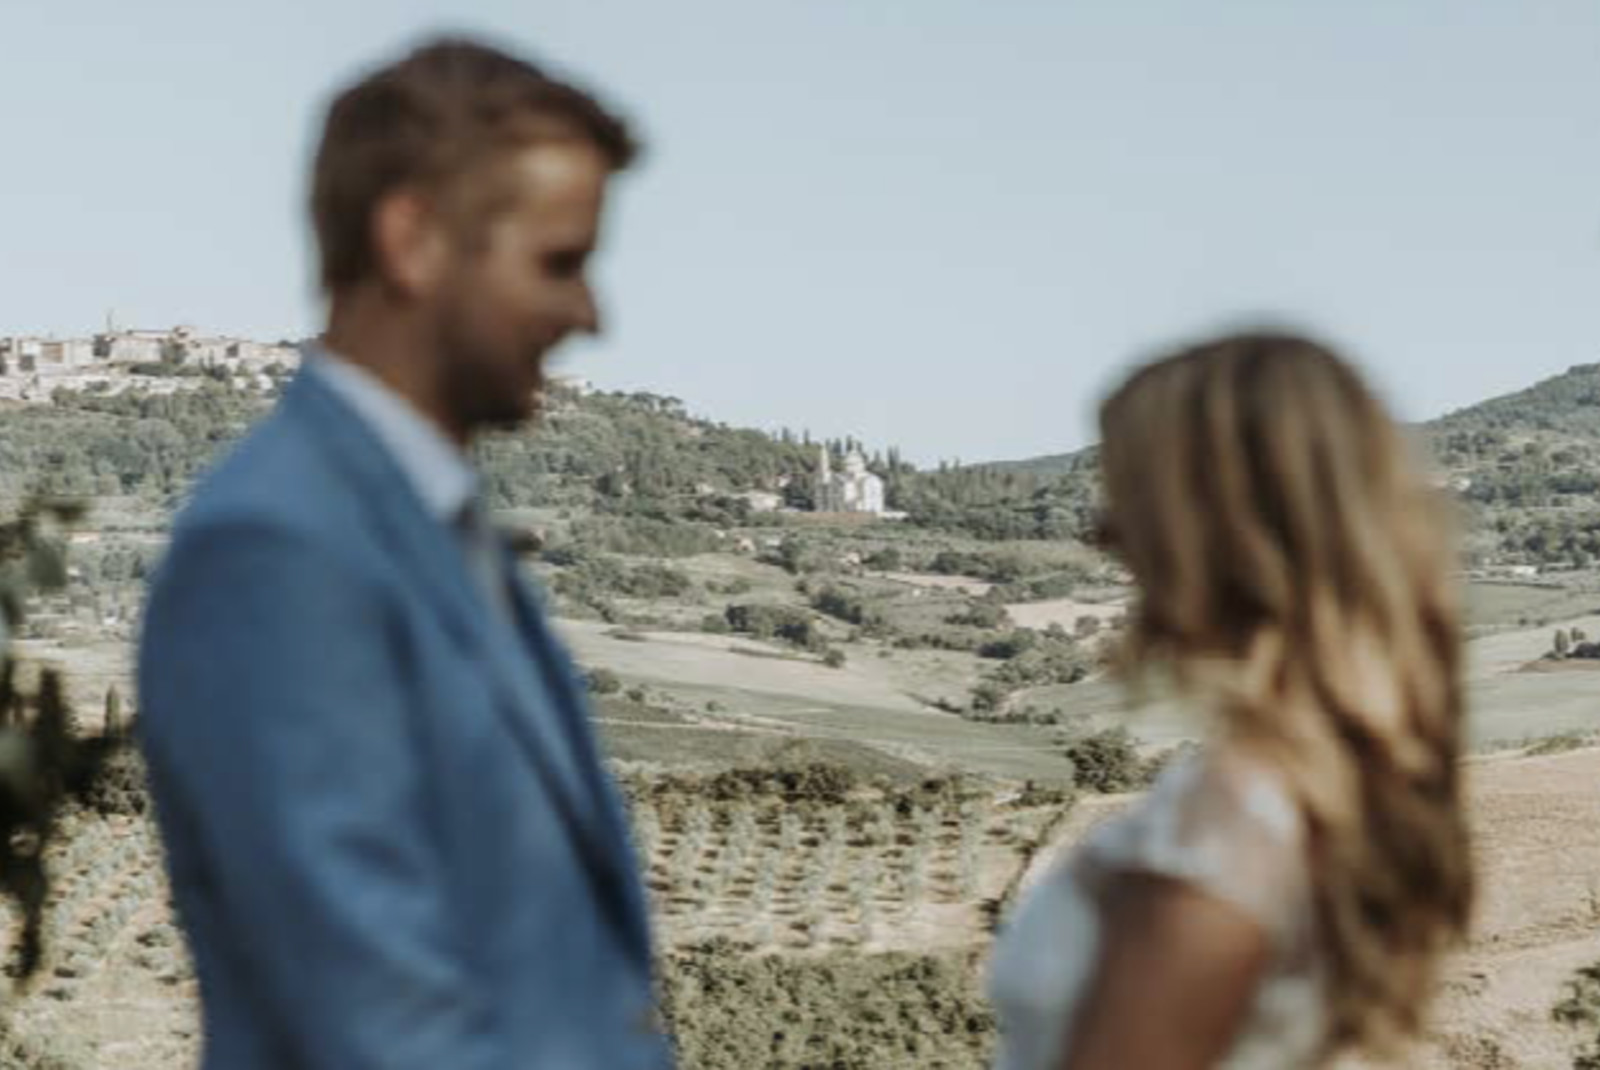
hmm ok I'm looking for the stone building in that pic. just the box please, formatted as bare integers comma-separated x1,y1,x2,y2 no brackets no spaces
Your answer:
0,325,302,400
815,446,885,515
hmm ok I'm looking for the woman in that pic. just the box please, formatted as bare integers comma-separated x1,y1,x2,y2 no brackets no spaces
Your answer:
989,332,1474,1069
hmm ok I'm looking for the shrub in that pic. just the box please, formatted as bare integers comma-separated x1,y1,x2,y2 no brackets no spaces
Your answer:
930,549,983,578
1553,962,1600,1069
725,603,826,651
567,515,721,557
586,668,623,695
990,570,1092,603
625,763,862,805
862,547,902,571
987,635,1092,689
977,629,1039,660
969,681,1008,714
945,601,1008,629
811,585,867,624
762,536,824,575
628,562,694,598
967,704,1067,726
550,555,694,606
1063,727,1152,794
810,585,888,633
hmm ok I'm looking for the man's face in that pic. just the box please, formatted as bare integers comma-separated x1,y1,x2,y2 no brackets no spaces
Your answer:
431,141,611,432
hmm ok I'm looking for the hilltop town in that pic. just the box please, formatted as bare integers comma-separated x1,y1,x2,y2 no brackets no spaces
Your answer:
0,325,301,402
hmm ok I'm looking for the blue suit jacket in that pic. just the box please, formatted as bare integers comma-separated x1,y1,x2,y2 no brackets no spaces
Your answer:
138,370,672,1070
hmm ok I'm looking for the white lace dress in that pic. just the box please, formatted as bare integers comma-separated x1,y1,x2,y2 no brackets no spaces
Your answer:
988,751,1327,1070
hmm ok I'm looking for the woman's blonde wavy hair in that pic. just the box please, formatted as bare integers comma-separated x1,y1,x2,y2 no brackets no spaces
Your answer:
1097,332,1474,1059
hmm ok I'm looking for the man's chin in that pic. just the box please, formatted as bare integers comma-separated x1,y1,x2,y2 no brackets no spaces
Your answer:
475,391,541,432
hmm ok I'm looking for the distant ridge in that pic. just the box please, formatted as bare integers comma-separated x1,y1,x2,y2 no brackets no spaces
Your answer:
977,360,1600,478
1430,362,1600,438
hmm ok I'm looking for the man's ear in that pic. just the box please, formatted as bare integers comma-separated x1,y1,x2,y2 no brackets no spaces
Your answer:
371,188,449,299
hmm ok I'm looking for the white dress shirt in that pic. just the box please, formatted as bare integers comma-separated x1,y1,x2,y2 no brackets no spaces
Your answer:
304,344,515,626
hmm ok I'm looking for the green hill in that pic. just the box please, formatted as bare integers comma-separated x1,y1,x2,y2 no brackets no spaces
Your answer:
1432,363,1600,440
963,360,1600,567
9,358,1600,565
0,380,887,521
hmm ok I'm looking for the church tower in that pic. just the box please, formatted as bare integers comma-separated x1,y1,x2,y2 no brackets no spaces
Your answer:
816,445,835,511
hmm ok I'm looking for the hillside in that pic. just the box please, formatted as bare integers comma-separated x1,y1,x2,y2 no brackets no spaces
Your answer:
1432,362,1600,440
0,381,846,518
973,360,1600,475
0,375,1108,551
963,360,1600,568
966,449,1089,480
1423,363,1600,568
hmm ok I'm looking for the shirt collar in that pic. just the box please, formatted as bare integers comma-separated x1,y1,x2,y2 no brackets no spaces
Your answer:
302,342,479,524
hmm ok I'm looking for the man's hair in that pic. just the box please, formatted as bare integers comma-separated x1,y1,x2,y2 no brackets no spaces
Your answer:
311,36,638,294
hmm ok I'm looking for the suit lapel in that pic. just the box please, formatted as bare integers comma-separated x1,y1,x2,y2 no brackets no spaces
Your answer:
283,373,636,941
502,560,654,960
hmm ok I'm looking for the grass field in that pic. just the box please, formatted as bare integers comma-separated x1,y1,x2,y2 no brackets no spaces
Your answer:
1466,580,1600,633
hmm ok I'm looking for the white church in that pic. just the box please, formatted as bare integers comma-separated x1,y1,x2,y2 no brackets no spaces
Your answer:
815,446,886,515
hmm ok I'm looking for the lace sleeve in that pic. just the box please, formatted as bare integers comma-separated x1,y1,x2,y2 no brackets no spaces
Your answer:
1086,752,1310,943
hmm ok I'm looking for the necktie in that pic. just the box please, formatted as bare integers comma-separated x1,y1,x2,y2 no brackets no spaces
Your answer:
454,497,516,628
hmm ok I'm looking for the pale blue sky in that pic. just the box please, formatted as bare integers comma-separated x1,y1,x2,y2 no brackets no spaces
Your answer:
3,2,1598,463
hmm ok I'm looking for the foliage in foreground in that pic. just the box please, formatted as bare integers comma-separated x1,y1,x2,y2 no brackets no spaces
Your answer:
0,497,127,979
1554,962,1600,1069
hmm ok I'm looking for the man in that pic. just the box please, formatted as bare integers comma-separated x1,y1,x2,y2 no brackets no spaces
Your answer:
138,38,671,1069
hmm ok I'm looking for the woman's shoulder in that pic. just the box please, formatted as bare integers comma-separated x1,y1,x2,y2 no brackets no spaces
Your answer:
1171,746,1304,843
1088,744,1310,936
